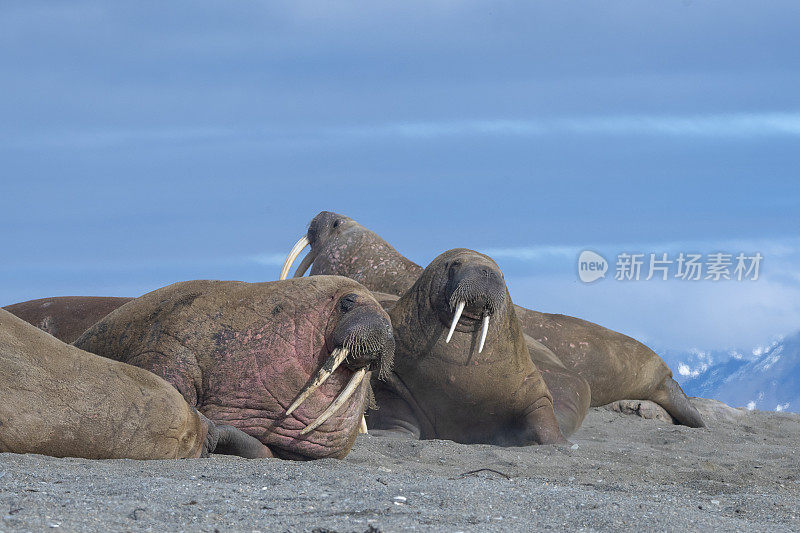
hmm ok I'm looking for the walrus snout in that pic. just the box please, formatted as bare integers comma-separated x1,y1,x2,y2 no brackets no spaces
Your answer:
446,263,507,316
332,304,395,377
285,291,394,435
440,260,507,354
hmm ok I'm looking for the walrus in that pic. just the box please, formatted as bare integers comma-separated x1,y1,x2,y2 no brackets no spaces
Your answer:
74,276,395,460
281,211,705,428
365,249,567,445
4,296,134,343
0,308,270,460
371,289,589,437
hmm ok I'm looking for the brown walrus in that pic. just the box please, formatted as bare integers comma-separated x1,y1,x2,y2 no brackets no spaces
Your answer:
74,276,395,460
372,289,589,438
281,211,705,428
4,296,134,343
366,249,567,445
0,308,270,460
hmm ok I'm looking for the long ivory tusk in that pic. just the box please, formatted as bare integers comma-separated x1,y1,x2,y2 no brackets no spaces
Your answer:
478,314,490,353
285,347,349,416
301,368,367,435
358,416,368,434
280,235,310,280
292,249,315,278
445,300,465,343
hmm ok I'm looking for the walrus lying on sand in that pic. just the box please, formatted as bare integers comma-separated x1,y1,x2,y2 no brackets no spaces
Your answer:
0,308,269,460
281,211,705,429
371,287,590,437
74,276,394,460
4,296,134,343
366,249,568,445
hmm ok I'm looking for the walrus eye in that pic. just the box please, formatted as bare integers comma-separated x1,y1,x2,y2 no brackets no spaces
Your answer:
448,260,461,278
339,293,359,312
332,219,342,229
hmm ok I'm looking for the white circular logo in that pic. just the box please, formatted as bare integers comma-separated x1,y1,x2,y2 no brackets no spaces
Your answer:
577,250,608,283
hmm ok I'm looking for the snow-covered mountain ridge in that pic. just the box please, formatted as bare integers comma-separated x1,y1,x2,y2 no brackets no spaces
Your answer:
664,332,800,413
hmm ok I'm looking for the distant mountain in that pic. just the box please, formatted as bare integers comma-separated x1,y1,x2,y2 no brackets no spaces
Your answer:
669,331,800,413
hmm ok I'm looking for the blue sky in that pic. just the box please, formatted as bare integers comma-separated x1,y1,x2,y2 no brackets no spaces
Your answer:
2,1,799,352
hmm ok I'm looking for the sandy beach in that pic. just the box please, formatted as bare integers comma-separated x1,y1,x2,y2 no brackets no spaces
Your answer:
1,402,798,532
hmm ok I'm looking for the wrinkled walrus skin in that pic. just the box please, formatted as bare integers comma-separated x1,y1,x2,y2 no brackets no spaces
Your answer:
283,211,704,428
0,308,269,460
75,277,394,460
366,250,567,446
4,296,134,343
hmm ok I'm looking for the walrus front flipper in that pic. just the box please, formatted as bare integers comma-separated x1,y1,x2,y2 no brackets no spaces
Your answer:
366,374,424,439
516,395,570,446
652,377,706,428
209,423,274,459
537,362,591,438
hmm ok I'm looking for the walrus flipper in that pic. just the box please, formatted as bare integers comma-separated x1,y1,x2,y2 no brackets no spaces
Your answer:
536,363,591,438
652,378,706,428
211,425,275,458
366,375,423,439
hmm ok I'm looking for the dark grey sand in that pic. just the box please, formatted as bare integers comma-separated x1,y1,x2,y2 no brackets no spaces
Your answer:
1,403,798,532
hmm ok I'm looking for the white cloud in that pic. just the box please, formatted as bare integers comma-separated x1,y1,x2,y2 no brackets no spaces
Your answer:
482,245,580,261
9,112,800,150
334,113,800,141
505,270,800,351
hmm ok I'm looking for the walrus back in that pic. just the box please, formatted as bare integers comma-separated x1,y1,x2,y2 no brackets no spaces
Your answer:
4,296,133,344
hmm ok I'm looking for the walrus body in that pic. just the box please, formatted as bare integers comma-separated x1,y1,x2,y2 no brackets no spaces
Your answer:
513,307,693,410
281,211,704,428
0,308,268,460
75,277,394,460
4,296,134,343
366,250,567,445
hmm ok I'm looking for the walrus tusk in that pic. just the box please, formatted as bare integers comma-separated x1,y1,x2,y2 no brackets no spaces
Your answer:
280,235,310,280
292,249,315,278
285,347,349,416
301,368,367,435
478,314,490,353
358,415,368,434
445,300,465,343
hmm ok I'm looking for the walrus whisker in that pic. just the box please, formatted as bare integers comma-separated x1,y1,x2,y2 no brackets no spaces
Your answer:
280,235,310,280
478,314,490,354
301,368,367,435
285,347,349,416
445,300,465,343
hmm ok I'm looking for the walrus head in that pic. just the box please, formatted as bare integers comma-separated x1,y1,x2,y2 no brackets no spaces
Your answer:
284,286,395,437
430,249,508,354
280,211,360,279
280,211,422,296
